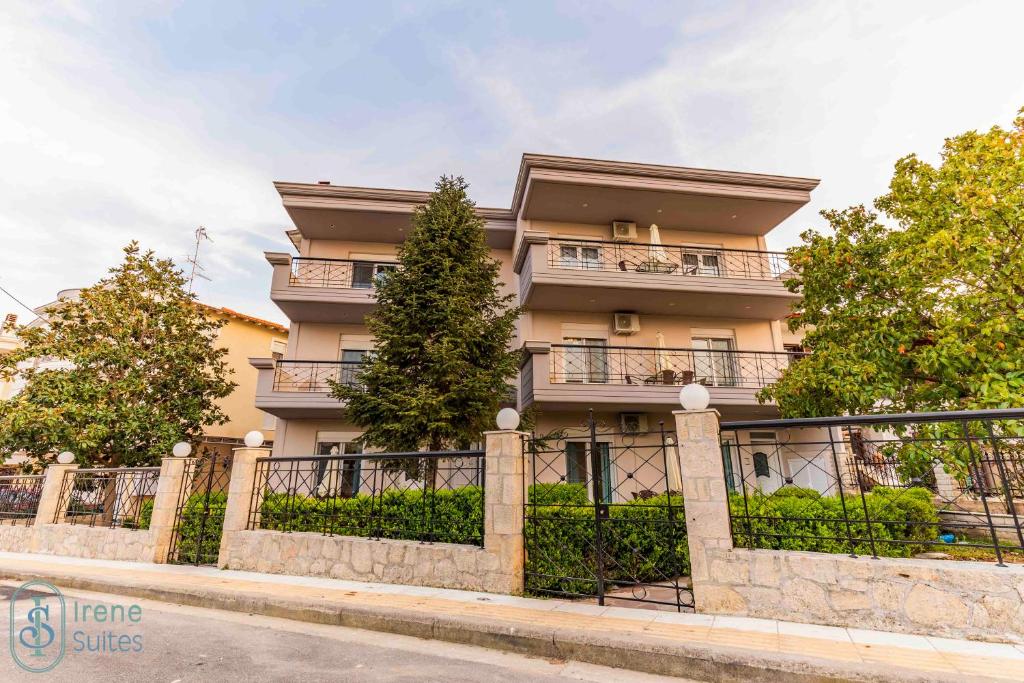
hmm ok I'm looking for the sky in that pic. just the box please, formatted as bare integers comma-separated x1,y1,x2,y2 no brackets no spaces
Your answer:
2,0,1023,325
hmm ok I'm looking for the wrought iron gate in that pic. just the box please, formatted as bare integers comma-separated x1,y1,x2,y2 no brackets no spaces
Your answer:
167,450,234,565
524,413,693,611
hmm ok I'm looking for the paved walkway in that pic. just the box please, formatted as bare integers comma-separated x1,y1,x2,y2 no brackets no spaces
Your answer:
1,551,1023,681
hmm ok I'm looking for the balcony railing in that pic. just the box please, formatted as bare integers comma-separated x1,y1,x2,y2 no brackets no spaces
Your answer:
547,238,789,281
272,360,364,392
288,257,397,289
549,344,807,389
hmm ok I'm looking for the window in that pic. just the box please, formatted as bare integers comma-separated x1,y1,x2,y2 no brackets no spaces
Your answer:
692,337,738,386
558,244,601,270
752,452,771,479
565,442,612,503
682,249,722,277
562,337,608,383
721,441,737,491
314,440,363,498
339,349,369,386
351,262,397,289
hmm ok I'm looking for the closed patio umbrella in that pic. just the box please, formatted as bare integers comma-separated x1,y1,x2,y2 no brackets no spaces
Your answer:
648,224,669,264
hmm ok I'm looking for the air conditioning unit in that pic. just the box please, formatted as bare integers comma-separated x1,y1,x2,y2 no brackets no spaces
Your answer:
620,413,648,434
611,221,637,242
613,312,640,335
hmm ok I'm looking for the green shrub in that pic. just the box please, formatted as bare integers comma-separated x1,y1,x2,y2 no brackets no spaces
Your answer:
258,486,484,545
730,486,939,557
172,491,228,563
524,486,688,596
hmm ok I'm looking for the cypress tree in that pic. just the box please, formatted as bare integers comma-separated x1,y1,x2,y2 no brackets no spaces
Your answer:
331,175,519,453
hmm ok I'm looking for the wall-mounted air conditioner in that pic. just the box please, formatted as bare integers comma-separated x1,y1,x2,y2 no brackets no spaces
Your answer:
613,312,640,335
611,221,637,242
620,413,649,434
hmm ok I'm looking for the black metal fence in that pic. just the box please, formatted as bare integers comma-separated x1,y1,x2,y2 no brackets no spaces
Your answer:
549,344,806,388
167,451,234,565
289,257,397,289
547,238,789,280
0,475,44,525
272,360,363,392
524,415,692,610
56,467,160,529
248,451,485,546
720,409,1024,565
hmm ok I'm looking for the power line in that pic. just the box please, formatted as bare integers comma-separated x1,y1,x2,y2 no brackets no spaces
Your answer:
0,282,37,317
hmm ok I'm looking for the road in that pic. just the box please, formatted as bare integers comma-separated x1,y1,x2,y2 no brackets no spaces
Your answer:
2,585,693,682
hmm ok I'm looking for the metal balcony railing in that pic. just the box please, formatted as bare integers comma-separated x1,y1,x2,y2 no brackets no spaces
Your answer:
547,238,789,281
549,344,807,389
288,257,398,289
272,360,364,392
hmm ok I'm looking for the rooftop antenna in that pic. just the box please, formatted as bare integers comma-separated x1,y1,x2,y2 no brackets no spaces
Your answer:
185,226,212,293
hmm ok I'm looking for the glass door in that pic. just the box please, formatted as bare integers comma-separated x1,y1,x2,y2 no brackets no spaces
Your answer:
339,349,369,386
565,442,613,503
692,337,737,386
682,250,722,277
558,244,601,270
351,261,397,288
314,440,363,497
563,338,608,383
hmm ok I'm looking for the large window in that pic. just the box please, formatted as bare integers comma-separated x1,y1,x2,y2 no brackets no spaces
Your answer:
314,439,363,498
562,337,608,383
558,244,601,270
565,441,612,503
682,249,722,277
692,337,738,386
351,262,397,289
339,348,369,386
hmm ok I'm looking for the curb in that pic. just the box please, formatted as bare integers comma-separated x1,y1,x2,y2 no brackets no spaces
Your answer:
0,564,962,683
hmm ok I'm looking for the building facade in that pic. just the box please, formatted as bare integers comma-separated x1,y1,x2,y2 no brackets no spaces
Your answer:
253,154,842,497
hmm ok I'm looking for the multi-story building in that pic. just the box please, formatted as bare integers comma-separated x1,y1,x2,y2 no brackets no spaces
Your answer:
253,154,834,496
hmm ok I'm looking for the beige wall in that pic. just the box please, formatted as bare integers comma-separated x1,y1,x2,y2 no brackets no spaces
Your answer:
209,313,288,441
522,310,781,352
524,220,765,252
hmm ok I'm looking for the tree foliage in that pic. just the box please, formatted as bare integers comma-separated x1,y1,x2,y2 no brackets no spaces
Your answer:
762,109,1024,418
0,243,235,468
331,176,520,452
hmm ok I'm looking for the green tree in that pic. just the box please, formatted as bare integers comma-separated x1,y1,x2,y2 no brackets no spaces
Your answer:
0,243,235,468
331,175,519,453
760,109,1024,474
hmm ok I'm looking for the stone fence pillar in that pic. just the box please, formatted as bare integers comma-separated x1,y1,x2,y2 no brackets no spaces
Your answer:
483,430,528,594
217,446,270,568
932,462,959,501
673,408,735,612
148,456,195,563
34,463,79,525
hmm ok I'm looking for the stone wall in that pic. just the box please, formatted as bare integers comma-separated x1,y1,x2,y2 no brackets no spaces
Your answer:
0,523,36,552
700,547,1024,644
673,408,1024,645
29,524,158,563
222,530,516,593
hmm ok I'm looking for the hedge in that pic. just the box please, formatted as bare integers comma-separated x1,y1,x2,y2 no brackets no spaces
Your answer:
525,485,689,596
257,486,485,545
730,486,939,557
135,493,227,564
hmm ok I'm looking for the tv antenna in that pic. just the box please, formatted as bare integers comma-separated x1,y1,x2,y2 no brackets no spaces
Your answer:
186,226,212,293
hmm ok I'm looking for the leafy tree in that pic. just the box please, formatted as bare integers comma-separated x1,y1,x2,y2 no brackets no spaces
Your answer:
0,243,235,468
331,176,519,454
760,109,1024,475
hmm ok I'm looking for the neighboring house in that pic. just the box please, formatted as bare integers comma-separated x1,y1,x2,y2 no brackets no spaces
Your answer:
252,154,845,497
0,313,21,400
0,290,287,460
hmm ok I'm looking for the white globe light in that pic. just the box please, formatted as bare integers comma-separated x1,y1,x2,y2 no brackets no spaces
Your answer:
244,430,265,448
56,451,75,465
172,442,192,458
495,408,521,431
679,383,711,411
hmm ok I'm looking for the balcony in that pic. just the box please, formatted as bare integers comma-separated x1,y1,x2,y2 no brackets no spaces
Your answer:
252,358,362,418
520,342,805,415
513,234,800,318
266,253,396,323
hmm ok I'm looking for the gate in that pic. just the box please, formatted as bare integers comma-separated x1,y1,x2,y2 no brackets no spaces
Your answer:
167,450,234,565
524,413,693,611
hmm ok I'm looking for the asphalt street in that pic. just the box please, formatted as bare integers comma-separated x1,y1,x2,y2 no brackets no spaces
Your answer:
2,585,694,682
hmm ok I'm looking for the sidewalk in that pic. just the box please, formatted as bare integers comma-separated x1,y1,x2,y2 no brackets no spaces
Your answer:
2,551,1022,682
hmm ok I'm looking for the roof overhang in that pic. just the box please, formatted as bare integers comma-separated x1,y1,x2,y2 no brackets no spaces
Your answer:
275,182,516,249
510,154,820,236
